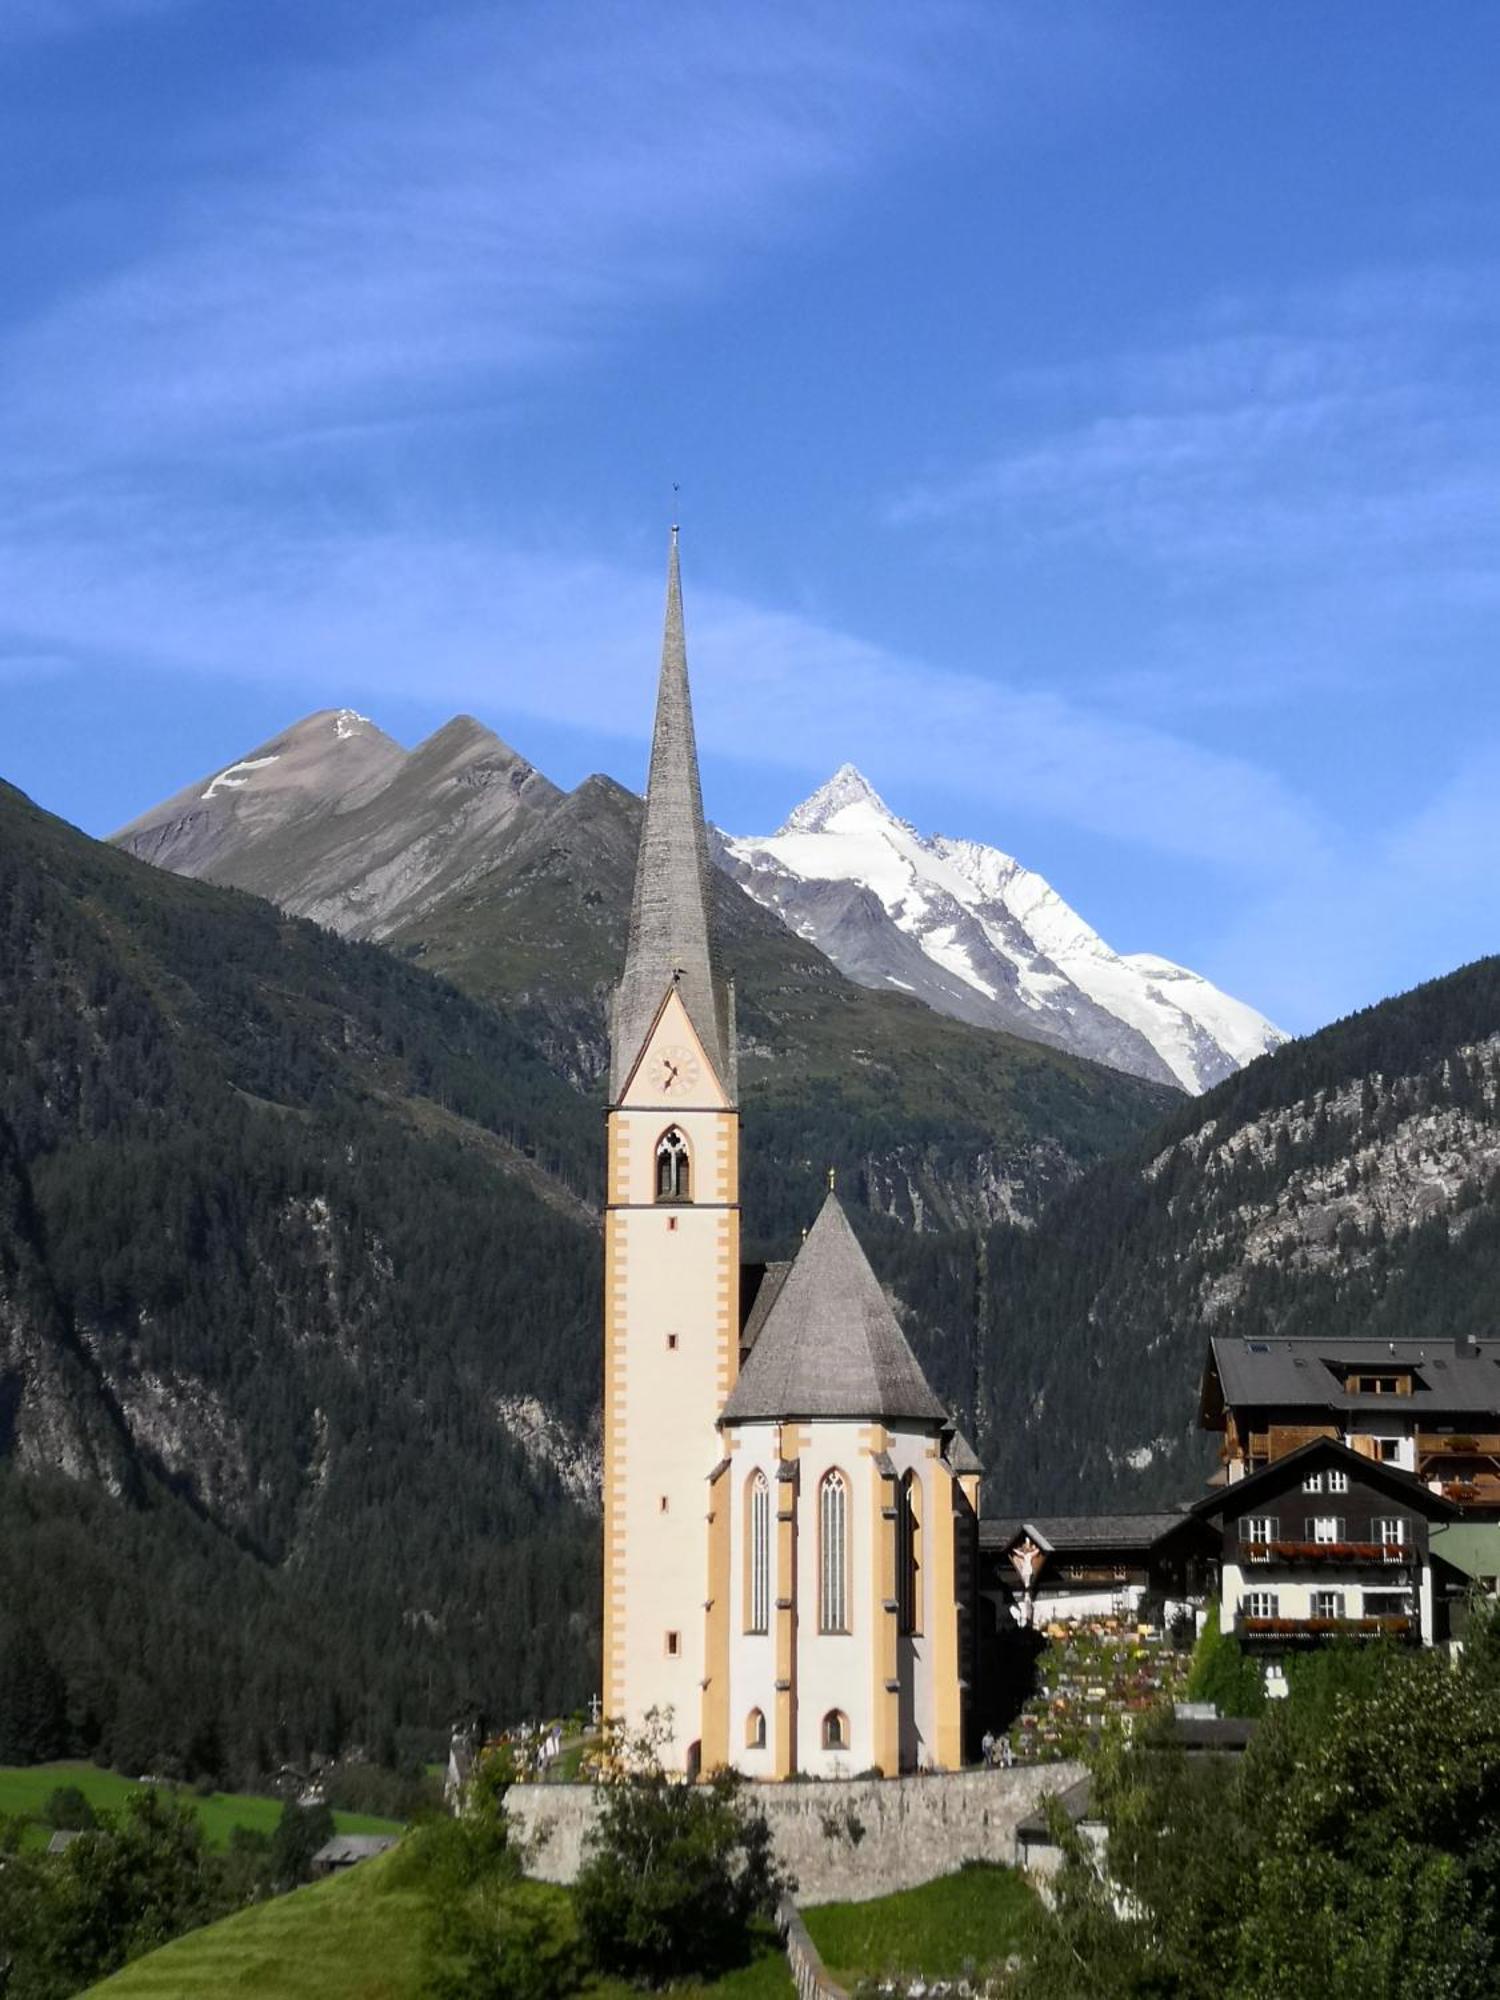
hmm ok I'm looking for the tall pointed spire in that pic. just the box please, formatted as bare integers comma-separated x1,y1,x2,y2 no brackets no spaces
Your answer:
611,530,732,1098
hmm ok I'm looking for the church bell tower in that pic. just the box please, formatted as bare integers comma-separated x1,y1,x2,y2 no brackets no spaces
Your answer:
603,530,738,1772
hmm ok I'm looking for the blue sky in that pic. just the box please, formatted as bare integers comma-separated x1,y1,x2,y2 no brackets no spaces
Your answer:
3,1,1498,1034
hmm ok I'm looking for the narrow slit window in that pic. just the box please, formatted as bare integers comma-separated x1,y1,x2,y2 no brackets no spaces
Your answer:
747,1472,771,1634
819,1471,849,1634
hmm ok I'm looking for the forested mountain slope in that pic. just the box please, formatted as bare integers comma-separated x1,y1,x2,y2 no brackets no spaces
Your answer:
976,955,1500,1513
0,777,604,1770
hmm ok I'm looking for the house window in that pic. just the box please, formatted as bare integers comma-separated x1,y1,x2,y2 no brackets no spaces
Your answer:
1241,1515,1278,1546
1245,1591,1279,1619
665,1333,679,1351
819,1471,850,1633
659,1495,670,1513
664,1630,680,1657
1373,1438,1402,1463
1327,1470,1349,1494
745,1708,766,1750
897,1471,922,1635
747,1473,771,1634
1351,1373,1406,1396
1312,1590,1345,1620
655,1128,691,1203
1376,1517,1408,1547
822,1709,849,1751
1303,1472,1325,1493
1309,1516,1343,1544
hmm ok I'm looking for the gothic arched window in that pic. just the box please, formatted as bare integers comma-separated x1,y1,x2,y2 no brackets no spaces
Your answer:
822,1709,849,1751
746,1472,771,1634
897,1470,922,1636
819,1470,850,1634
655,1127,691,1203
745,1707,766,1749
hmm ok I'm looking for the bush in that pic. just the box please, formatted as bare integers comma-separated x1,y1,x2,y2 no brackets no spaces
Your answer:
43,1785,97,1831
1184,1606,1266,1718
401,1746,579,2000
574,1712,787,1986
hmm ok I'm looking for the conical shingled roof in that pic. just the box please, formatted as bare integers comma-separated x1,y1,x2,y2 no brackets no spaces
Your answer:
720,1193,949,1425
611,532,732,1099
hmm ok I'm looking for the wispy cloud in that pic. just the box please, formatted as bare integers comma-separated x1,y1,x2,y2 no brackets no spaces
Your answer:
892,268,1500,586
0,1,1029,469
1212,741,1500,1032
0,0,184,42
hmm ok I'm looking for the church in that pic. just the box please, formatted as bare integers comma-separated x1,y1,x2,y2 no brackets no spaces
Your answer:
603,532,981,1780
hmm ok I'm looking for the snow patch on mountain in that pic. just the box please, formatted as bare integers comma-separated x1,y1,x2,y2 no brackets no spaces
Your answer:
202,754,281,801
722,767,1285,1094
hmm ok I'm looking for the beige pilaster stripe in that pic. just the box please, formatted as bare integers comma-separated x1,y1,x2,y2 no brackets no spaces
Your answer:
702,1459,731,1772
871,1447,899,1776
773,1445,800,1780
930,1461,963,1769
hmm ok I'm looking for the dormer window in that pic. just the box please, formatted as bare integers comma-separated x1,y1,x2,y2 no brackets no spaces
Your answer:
655,1128,691,1203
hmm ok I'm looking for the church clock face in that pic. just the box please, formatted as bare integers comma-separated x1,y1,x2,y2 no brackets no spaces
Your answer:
649,1045,700,1096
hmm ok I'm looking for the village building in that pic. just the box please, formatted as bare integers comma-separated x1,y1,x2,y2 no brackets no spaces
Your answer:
1200,1332,1500,1602
1200,1333,1500,1502
603,533,978,1778
1191,1434,1457,1656
980,1513,1212,1630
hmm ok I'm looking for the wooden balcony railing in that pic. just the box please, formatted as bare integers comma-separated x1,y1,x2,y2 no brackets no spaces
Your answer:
1417,1433,1500,1458
1238,1615,1414,1641
1240,1540,1410,1564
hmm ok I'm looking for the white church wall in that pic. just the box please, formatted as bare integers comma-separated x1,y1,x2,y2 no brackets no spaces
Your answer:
724,1422,781,1778
794,1421,878,1778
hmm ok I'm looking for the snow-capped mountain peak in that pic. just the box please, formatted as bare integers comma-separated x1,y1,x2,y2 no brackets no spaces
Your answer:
723,769,1286,1094
778,763,896,836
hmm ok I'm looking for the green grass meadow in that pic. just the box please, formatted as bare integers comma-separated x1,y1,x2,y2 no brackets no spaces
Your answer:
79,1835,1033,1999
804,1862,1037,1988
83,1855,794,1999
0,1760,403,1851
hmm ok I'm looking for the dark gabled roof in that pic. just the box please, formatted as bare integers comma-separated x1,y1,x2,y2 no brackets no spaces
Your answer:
1202,1335,1500,1422
1191,1434,1458,1521
719,1193,948,1426
1016,1775,1097,1840
979,1512,1196,1556
312,1834,400,1865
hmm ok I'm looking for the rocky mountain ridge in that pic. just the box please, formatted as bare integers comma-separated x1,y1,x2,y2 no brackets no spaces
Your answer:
114,714,1281,1095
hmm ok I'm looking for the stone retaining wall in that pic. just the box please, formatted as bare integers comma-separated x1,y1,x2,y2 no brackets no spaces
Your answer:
506,1762,1084,1905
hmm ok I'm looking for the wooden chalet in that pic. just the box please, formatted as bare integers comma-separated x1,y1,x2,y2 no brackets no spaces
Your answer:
1192,1435,1458,1652
1200,1333,1500,1510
